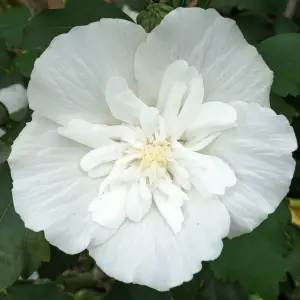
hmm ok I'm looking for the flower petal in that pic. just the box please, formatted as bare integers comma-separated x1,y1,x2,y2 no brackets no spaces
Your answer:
173,143,236,197
0,84,27,120
58,119,114,148
157,60,190,109
139,107,159,137
89,185,128,229
154,191,184,234
88,190,230,291
80,143,127,172
8,114,115,254
184,101,237,144
125,181,152,222
105,77,148,125
209,101,297,237
135,8,272,108
28,19,146,126
171,75,204,140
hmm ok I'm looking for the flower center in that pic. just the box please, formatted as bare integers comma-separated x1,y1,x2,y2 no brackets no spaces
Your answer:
137,140,170,168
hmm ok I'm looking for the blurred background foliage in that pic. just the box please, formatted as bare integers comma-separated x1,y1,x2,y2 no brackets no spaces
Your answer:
0,0,300,299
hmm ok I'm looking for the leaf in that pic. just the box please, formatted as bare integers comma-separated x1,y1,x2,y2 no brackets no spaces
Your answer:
285,224,300,282
270,92,299,122
0,163,49,290
0,39,10,70
0,7,31,46
197,271,249,300
15,49,41,77
171,271,204,300
211,201,291,300
76,290,105,300
38,245,79,280
258,34,300,97
2,284,72,300
137,3,173,32
105,282,171,300
21,0,131,50
275,17,299,35
209,0,287,15
235,13,272,45
0,103,9,126
0,143,10,163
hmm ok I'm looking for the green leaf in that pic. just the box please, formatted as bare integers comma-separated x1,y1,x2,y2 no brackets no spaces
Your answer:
2,284,72,300
105,282,171,300
22,0,131,50
0,163,49,290
270,92,299,122
0,7,31,46
0,103,9,126
258,34,300,97
39,245,79,280
76,290,105,300
1,110,31,145
209,0,287,15
275,17,299,35
15,49,41,77
211,201,291,300
285,225,300,282
235,13,272,45
171,272,204,300
137,3,173,32
171,265,213,300
0,143,10,163
197,271,248,300
0,39,10,70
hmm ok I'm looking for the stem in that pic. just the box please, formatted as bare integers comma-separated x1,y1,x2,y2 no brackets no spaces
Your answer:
284,0,298,19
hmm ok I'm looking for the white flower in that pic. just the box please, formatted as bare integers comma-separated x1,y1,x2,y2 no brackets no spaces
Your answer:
0,84,28,121
8,8,297,291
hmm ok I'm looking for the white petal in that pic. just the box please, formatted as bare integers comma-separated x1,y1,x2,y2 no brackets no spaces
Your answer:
172,75,204,140
135,8,272,108
167,161,191,190
186,132,221,152
157,179,189,201
88,163,113,179
163,84,187,132
89,185,128,229
80,143,127,172
156,60,189,111
105,77,147,125
28,20,146,126
88,190,230,291
8,114,115,254
175,147,236,197
0,84,28,120
58,119,113,148
154,191,184,234
184,101,237,143
126,181,152,222
139,177,152,200
139,107,159,137
209,101,297,237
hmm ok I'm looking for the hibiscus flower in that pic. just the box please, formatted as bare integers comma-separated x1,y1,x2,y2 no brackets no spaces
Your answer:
8,8,297,291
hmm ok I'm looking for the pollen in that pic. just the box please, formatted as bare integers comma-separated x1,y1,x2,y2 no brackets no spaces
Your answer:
137,140,170,168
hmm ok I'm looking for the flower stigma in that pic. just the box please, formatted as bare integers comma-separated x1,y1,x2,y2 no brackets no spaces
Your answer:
137,140,170,168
